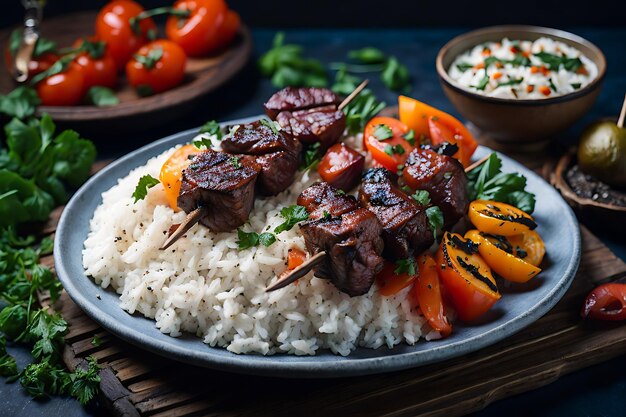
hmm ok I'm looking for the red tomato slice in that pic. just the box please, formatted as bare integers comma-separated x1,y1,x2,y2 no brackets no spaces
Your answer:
428,116,477,167
412,254,452,337
376,259,418,297
287,248,307,270
363,116,412,171
317,143,365,191
581,283,626,321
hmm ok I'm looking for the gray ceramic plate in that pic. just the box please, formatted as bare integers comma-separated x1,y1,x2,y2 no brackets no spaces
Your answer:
55,117,581,378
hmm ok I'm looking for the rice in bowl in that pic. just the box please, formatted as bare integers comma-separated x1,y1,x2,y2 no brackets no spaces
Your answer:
82,141,439,356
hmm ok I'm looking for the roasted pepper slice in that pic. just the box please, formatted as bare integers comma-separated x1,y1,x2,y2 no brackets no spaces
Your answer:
468,200,537,236
159,144,199,210
411,254,452,336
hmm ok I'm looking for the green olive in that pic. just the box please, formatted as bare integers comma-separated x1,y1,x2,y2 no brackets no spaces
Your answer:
577,121,626,188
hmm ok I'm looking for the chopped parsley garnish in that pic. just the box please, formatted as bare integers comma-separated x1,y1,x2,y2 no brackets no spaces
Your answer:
193,137,213,150
230,156,242,169
199,120,223,139
411,190,431,205
237,229,276,249
384,144,405,156
260,118,280,134
394,258,416,276
403,129,415,146
90,335,102,347
425,206,444,239
300,142,321,171
335,189,346,196
472,75,490,91
132,175,160,202
274,205,309,234
322,210,331,219
373,124,393,140
85,86,119,107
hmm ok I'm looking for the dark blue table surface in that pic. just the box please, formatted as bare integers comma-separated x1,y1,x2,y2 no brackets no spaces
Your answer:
2,27,625,417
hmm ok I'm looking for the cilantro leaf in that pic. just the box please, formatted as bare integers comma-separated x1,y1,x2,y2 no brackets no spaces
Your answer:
381,56,411,92
534,52,582,72
331,69,385,135
91,335,102,347
426,206,444,239
86,87,119,107
411,190,431,205
275,205,309,234
0,304,28,340
348,47,387,64
372,124,393,140
237,229,276,249
299,142,321,171
132,175,160,202
199,120,223,139
0,87,40,119
67,356,101,405
394,258,416,276
403,129,415,146
258,232,276,247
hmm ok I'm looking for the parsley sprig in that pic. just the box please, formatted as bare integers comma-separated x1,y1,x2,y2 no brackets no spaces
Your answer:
132,175,160,202
275,205,309,234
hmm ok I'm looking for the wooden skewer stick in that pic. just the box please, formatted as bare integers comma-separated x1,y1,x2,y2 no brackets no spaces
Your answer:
266,152,488,291
265,251,327,292
338,79,369,111
617,94,626,129
160,207,206,250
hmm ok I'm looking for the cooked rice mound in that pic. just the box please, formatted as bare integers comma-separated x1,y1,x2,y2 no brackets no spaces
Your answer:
82,144,438,356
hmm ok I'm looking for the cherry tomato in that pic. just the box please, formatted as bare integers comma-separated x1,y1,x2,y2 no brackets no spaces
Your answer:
165,0,232,57
468,200,537,236
428,116,477,167
36,62,85,106
465,229,541,283
363,116,412,171
581,283,626,321
508,230,545,267
436,232,501,322
411,254,452,337
317,143,365,191
287,247,307,270
376,259,418,297
72,38,117,89
126,40,187,96
159,144,199,209
95,0,157,69
213,10,240,51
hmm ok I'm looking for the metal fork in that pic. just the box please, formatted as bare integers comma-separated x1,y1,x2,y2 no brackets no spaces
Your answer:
13,0,44,82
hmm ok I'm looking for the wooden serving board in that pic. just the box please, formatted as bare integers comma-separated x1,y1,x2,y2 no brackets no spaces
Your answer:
37,159,626,416
0,11,252,135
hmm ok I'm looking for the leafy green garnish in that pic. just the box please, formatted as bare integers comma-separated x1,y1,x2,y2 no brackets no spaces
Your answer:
258,32,327,88
300,142,322,171
259,118,279,134
411,190,431,205
236,229,276,249
91,335,102,347
274,205,309,234
403,129,415,146
381,56,411,92
496,78,524,88
199,120,223,139
0,87,40,119
484,54,531,68
86,87,119,107
534,52,583,72
9,30,57,58
548,78,558,92
472,75,490,91
394,258,416,276
466,153,536,213
348,47,387,64
571,83,581,90
384,144,405,156
0,335,18,377
230,156,242,169
425,206,444,239
132,175,160,202
372,124,393,140
456,62,474,72
133,47,163,70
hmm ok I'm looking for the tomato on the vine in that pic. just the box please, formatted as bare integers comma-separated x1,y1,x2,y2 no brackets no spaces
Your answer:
165,0,236,57
72,38,117,89
126,40,187,96
95,0,157,69
36,62,85,106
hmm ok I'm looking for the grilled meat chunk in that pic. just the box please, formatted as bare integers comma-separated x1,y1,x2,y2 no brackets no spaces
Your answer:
177,150,260,232
359,168,433,260
276,105,346,150
299,208,384,296
403,147,469,228
264,87,341,120
297,182,358,220
221,120,302,196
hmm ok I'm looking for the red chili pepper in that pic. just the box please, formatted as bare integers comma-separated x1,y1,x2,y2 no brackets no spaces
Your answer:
581,283,626,321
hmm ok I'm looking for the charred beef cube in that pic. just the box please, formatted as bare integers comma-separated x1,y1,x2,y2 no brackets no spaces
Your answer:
299,208,384,296
276,105,346,150
359,168,433,260
256,150,300,196
178,150,260,232
264,87,341,120
297,182,358,220
221,120,297,155
403,147,469,228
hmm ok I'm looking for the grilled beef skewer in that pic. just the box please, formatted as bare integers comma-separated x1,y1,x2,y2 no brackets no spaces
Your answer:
221,120,301,196
359,168,433,260
264,87,342,120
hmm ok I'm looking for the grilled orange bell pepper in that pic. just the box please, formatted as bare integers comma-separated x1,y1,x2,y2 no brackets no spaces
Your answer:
159,144,199,210
411,254,452,336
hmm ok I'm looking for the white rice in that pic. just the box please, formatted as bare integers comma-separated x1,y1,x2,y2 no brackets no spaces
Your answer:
82,136,436,356
448,37,598,99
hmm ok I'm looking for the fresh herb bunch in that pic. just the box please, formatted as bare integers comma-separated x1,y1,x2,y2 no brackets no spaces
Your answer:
0,88,96,228
467,153,536,214
258,32,327,88
0,228,101,404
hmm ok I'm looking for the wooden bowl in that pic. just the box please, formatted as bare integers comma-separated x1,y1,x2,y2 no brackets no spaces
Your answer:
0,11,252,135
551,149,626,232
436,26,606,149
